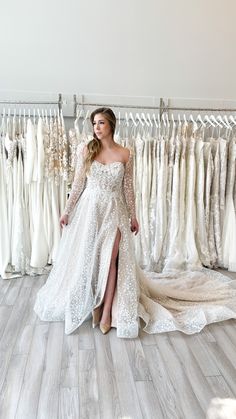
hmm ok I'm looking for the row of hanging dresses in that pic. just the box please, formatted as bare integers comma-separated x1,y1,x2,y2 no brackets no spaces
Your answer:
68,114,236,273
0,112,69,278
1,111,236,278
122,120,236,272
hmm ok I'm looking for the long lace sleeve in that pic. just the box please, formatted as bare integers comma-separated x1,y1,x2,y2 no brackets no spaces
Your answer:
123,150,136,219
64,143,87,216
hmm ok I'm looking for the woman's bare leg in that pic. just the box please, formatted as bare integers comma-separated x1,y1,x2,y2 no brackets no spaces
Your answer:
100,229,121,325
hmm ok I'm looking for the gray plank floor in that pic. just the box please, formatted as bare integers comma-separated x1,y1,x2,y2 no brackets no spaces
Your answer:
0,270,235,419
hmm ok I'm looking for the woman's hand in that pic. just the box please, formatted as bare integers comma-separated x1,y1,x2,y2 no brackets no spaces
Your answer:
60,214,69,228
130,217,139,235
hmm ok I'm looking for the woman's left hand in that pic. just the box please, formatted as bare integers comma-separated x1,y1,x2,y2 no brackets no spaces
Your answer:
130,218,139,235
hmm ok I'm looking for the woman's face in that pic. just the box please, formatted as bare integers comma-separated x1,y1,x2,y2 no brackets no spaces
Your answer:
93,113,112,140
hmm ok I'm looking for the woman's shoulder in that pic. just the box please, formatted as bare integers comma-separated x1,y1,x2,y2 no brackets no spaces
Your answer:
115,144,133,163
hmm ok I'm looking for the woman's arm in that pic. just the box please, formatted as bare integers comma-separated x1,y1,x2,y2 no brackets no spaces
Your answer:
123,150,139,234
63,143,87,217
123,150,136,219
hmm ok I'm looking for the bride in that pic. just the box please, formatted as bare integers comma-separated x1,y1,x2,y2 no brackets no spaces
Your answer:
34,107,236,338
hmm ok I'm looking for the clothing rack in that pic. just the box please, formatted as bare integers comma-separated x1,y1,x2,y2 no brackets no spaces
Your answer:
0,93,64,112
73,95,236,118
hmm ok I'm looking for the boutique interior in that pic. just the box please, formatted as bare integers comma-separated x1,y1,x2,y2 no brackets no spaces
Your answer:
0,1,236,418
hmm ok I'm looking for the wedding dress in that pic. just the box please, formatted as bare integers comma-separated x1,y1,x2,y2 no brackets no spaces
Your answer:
34,144,236,337
222,139,236,271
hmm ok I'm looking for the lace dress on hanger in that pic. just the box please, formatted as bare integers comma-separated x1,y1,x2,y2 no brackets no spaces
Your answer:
34,144,236,337
0,127,11,278
30,117,49,268
222,140,236,271
195,137,211,267
163,129,181,272
153,135,168,270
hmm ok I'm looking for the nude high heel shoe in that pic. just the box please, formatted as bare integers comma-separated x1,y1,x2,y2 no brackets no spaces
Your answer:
99,323,112,335
92,305,102,328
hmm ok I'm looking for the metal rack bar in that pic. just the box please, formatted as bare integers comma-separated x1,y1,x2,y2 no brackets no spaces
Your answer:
73,95,236,113
74,101,165,110
0,93,64,112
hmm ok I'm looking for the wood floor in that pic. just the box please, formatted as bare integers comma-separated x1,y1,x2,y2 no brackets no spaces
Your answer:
0,272,236,419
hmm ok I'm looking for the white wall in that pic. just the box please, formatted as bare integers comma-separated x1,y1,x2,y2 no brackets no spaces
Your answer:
0,0,236,104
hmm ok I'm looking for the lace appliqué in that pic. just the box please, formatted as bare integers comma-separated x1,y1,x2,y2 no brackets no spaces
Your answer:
64,143,86,216
123,150,136,219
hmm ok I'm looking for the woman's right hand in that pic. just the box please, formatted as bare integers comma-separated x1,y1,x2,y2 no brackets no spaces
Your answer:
60,214,69,228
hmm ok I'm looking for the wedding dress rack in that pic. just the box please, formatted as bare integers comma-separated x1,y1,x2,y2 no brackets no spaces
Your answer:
1,94,236,279
0,93,64,112
0,105,70,279
73,95,236,117
69,107,236,274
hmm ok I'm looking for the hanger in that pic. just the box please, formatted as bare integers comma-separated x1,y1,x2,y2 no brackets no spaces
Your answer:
183,114,188,126
196,114,206,127
135,112,144,127
204,115,215,127
229,115,236,126
147,113,153,127
152,113,158,128
164,112,170,127
217,115,230,129
223,115,232,130
171,114,176,126
141,112,149,127
129,112,137,126
161,113,166,127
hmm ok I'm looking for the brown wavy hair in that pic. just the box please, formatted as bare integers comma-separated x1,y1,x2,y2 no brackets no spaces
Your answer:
84,107,116,173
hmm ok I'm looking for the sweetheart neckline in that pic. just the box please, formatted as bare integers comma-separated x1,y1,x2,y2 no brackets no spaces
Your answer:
93,160,125,167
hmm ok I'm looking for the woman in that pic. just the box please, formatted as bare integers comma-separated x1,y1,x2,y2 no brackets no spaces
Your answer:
34,108,236,338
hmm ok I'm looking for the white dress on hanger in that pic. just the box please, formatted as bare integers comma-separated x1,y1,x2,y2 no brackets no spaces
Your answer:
0,129,11,278
11,137,31,273
183,134,201,269
210,137,222,264
48,116,61,263
195,137,211,267
222,140,236,271
218,136,228,266
204,140,217,266
141,129,151,266
34,144,236,337
30,117,49,268
134,131,144,265
162,125,175,264
4,131,14,266
163,127,181,272
153,136,168,269
149,134,158,269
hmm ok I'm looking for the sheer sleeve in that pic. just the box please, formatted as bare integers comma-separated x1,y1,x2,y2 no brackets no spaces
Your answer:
64,143,87,216
123,150,136,219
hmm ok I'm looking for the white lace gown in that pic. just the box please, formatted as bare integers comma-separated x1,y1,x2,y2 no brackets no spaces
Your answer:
34,145,236,337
